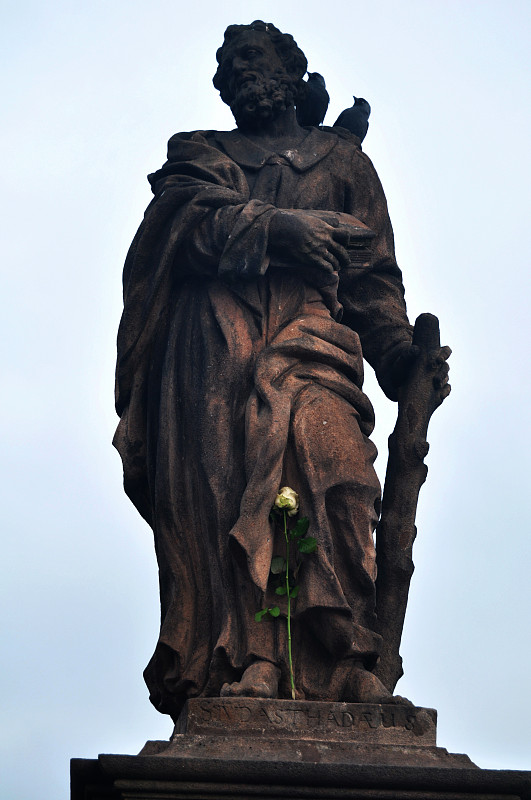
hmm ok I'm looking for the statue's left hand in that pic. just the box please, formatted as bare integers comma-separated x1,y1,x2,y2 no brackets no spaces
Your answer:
428,346,452,399
385,342,451,401
389,343,421,393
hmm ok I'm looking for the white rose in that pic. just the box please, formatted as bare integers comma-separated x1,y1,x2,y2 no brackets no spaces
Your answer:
274,487,299,517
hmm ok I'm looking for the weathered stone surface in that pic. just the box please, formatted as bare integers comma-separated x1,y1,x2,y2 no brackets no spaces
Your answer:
141,735,473,769
71,755,531,799
113,20,451,720
133,698,470,770
174,698,437,745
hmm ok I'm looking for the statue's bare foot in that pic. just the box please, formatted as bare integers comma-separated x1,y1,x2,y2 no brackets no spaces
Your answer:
220,660,280,698
348,664,413,706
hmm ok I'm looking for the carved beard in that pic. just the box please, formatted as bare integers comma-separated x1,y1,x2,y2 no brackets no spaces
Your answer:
230,74,297,130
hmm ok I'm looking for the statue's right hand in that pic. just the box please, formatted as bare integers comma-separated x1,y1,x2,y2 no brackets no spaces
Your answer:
269,210,351,273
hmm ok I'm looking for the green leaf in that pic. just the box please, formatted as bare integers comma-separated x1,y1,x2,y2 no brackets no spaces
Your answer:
289,585,300,598
275,585,287,596
268,606,281,618
255,609,268,621
298,536,317,554
270,556,286,574
291,517,309,538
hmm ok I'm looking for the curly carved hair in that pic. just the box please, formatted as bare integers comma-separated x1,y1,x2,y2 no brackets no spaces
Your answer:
213,20,308,105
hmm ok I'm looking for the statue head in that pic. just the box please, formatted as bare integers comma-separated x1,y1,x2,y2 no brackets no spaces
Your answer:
213,21,308,130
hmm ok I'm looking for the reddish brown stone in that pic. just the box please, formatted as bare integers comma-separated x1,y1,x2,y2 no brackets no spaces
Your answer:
174,698,438,746
114,19,450,722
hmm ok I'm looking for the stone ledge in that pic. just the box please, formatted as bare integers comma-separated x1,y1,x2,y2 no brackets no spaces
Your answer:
142,734,474,768
71,756,531,800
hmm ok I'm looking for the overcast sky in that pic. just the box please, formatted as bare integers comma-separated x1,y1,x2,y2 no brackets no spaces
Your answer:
1,1,530,797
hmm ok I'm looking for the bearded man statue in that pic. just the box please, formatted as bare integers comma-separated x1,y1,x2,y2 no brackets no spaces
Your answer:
114,20,420,722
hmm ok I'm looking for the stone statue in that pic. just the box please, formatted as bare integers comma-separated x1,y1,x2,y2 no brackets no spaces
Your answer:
114,20,450,722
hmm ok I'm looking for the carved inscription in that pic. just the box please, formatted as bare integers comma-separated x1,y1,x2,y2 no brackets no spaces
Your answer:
196,700,420,732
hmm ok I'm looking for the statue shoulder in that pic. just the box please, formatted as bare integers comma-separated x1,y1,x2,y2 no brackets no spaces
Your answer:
320,125,362,149
328,130,382,185
148,130,247,195
316,126,378,180
166,129,225,160
316,126,369,169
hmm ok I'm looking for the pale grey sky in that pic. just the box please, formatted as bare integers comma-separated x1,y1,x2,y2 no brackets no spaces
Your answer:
1,1,530,797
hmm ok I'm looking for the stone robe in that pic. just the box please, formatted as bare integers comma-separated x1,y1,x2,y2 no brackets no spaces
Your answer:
114,126,413,720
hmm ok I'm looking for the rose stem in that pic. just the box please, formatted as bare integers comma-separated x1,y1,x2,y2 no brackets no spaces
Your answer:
283,509,296,700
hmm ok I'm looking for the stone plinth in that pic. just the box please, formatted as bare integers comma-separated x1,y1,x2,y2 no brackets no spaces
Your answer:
71,699,531,799
144,698,469,768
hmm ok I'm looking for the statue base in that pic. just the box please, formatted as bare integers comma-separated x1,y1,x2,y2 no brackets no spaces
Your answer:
159,697,467,767
71,699,531,799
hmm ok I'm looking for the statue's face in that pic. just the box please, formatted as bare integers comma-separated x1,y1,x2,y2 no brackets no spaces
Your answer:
223,31,286,99
220,31,296,130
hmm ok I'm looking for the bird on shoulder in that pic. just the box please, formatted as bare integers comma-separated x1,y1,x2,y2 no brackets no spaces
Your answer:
296,72,330,127
333,96,371,143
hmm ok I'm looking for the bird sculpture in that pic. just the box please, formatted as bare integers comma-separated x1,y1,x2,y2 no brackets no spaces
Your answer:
333,96,371,142
296,72,330,127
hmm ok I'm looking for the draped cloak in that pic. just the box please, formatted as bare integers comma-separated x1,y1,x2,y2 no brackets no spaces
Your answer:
114,126,413,719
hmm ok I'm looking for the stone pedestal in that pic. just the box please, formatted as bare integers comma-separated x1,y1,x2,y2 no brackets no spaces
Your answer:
71,699,531,799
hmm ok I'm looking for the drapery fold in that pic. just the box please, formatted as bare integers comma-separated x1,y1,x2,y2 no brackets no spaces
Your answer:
114,128,412,718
